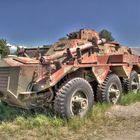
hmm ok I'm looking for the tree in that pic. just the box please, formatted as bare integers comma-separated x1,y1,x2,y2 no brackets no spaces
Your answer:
99,29,115,42
0,39,10,58
43,44,52,48
58,37,68,41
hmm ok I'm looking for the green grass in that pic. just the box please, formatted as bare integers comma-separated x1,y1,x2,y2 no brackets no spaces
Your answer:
119,92,140,105
0,102,111,130
0,92,139,139
0,93,139,126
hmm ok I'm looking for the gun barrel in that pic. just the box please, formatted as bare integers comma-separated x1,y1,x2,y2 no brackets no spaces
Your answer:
40,39,106,64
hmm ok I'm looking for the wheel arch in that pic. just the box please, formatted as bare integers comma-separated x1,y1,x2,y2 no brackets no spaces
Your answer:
52,67,98,88
132,65,140,74
50,66,77,87
92,65,110,84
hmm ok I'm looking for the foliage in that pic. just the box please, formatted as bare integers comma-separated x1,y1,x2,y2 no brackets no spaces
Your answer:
99,29,115,42
0,39,10,58
43,44,52,48
119,92,140,105
58,37,68,41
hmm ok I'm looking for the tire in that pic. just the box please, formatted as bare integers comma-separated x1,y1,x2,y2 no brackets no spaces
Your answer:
54,77,94,118
123,71,139,93
97,74,122,104
90,81,98,102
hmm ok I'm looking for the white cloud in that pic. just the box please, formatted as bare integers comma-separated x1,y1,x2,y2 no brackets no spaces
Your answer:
7,43,27,54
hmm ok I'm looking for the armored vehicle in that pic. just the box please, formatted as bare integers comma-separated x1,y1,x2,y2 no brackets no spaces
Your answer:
0,29,139,118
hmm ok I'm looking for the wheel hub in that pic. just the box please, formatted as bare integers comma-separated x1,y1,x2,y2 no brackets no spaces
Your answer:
131,77,139,93
81,99,88,109
108,83,120,104
70,91,88,115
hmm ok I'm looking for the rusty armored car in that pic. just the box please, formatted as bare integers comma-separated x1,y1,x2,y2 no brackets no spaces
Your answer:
0,29,140,118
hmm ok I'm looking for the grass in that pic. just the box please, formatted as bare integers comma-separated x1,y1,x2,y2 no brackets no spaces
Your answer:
0,92,140,139
0,103,110,129
119,92,140,105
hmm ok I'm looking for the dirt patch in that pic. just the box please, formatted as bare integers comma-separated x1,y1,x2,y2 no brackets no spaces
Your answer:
106,102,140,118
102,102,140,140
56,103,140,140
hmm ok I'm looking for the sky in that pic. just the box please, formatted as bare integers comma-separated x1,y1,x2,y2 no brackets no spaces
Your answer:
0,0,140,47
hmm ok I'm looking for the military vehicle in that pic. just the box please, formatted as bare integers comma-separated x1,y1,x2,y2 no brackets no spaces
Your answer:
0,29,139,118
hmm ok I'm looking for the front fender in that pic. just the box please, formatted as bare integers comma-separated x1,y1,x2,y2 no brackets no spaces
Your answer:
50,65,74,86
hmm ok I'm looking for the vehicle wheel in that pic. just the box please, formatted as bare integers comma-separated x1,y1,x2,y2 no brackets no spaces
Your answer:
123,71,139,93
97,74,122,104
90,81,98,102
54,77,94,118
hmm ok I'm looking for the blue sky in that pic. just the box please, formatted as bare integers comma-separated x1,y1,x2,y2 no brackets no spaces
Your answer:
0,0,140,47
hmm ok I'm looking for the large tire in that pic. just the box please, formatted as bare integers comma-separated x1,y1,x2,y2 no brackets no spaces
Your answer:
123,71,139,93
54,78,94,118
97,74,122,104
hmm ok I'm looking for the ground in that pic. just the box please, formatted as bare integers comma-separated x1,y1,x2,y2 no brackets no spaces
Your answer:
0,102,140,140
60,102,140,140
99,102,140,140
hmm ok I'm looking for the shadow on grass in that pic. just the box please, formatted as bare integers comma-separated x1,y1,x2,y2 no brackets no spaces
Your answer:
0,102,53,123
0,102,65,130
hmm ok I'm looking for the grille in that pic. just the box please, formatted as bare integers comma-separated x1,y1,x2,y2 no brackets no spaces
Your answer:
0,67,10,91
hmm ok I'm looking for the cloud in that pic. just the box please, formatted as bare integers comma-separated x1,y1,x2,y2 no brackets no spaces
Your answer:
7,43,27,54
